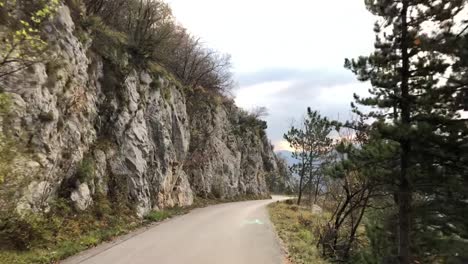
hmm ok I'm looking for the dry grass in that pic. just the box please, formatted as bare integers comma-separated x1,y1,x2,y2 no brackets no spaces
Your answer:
268,200,330,264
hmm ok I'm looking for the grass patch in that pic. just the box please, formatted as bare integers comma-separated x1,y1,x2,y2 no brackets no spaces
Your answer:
76,157,96,183
144,206,188,222
0,203,139,264
148,62,184,90
144,210,171,222
268,200,330,264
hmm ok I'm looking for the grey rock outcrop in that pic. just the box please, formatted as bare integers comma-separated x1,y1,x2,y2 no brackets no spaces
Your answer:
0,5,279,217
186,97,277,199
70,183,93,211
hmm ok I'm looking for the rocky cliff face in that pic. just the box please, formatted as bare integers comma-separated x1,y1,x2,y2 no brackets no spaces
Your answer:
0,6,279,217
186,91,277,199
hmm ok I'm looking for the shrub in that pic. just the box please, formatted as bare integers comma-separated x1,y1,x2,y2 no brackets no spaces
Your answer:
237,109,268,136
0,212,54,250
0,93,11,113
49,198,74,217
76,157,95,183
83,0,175,68
92,192,113,219
0,93,14,185
161,85,172,101
82,15,128,70
289,205,299,212
298,214,313,227
80,0,234,94
298,229,313,241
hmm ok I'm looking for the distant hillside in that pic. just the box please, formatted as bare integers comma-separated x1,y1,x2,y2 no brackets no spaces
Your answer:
275,150,297,167
276,150,328,169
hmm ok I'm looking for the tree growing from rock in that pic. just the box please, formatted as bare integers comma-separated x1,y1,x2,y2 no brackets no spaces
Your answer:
0,0,59,81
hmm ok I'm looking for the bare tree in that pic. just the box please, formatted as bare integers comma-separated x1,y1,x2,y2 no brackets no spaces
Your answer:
80,0,234,92
83,0,127,20
249,106,269,119
162,29,233,93
317,124,388,262
82,0,176,66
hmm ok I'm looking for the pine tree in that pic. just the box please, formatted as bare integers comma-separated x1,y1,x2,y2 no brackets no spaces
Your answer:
284,108,333,205
345,0,468,262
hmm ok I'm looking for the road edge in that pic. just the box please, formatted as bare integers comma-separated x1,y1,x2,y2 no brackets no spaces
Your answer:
267,200,294,264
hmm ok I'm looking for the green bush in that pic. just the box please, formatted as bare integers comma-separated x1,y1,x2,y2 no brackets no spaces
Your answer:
76,157,95,183
82,16,128,70
0,93,11,113
350,209,397,264
237,110,268,137
0,130,15,186
161,85,172,102
0,212,54,250
92,192,113,219
49,198,74,217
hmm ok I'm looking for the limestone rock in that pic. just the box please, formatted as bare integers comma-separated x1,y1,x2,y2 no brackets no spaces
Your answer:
311,204,323,215
71,183,93,211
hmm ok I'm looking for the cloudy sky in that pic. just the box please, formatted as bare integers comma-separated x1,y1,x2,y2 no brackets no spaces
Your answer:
167,0,376,151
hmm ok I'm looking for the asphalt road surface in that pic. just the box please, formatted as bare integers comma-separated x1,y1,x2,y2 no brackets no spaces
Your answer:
63,196,289,264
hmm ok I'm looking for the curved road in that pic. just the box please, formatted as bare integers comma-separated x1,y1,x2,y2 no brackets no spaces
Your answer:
63,196,289,264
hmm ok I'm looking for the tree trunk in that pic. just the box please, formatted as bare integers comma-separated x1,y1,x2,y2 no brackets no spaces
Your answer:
343,190,370,260
308,156,314,205
313,174,322,204
398,1,412,263
297,173,304,205
398,175,411,264
309,174,313,205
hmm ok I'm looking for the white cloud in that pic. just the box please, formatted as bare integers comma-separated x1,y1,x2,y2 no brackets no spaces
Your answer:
235,80,295,110
167,0,376,71
235,80,370,145
274,140,295,152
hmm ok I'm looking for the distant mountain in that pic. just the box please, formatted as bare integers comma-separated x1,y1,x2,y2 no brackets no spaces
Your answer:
276,150,329,168
275,150,297,167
